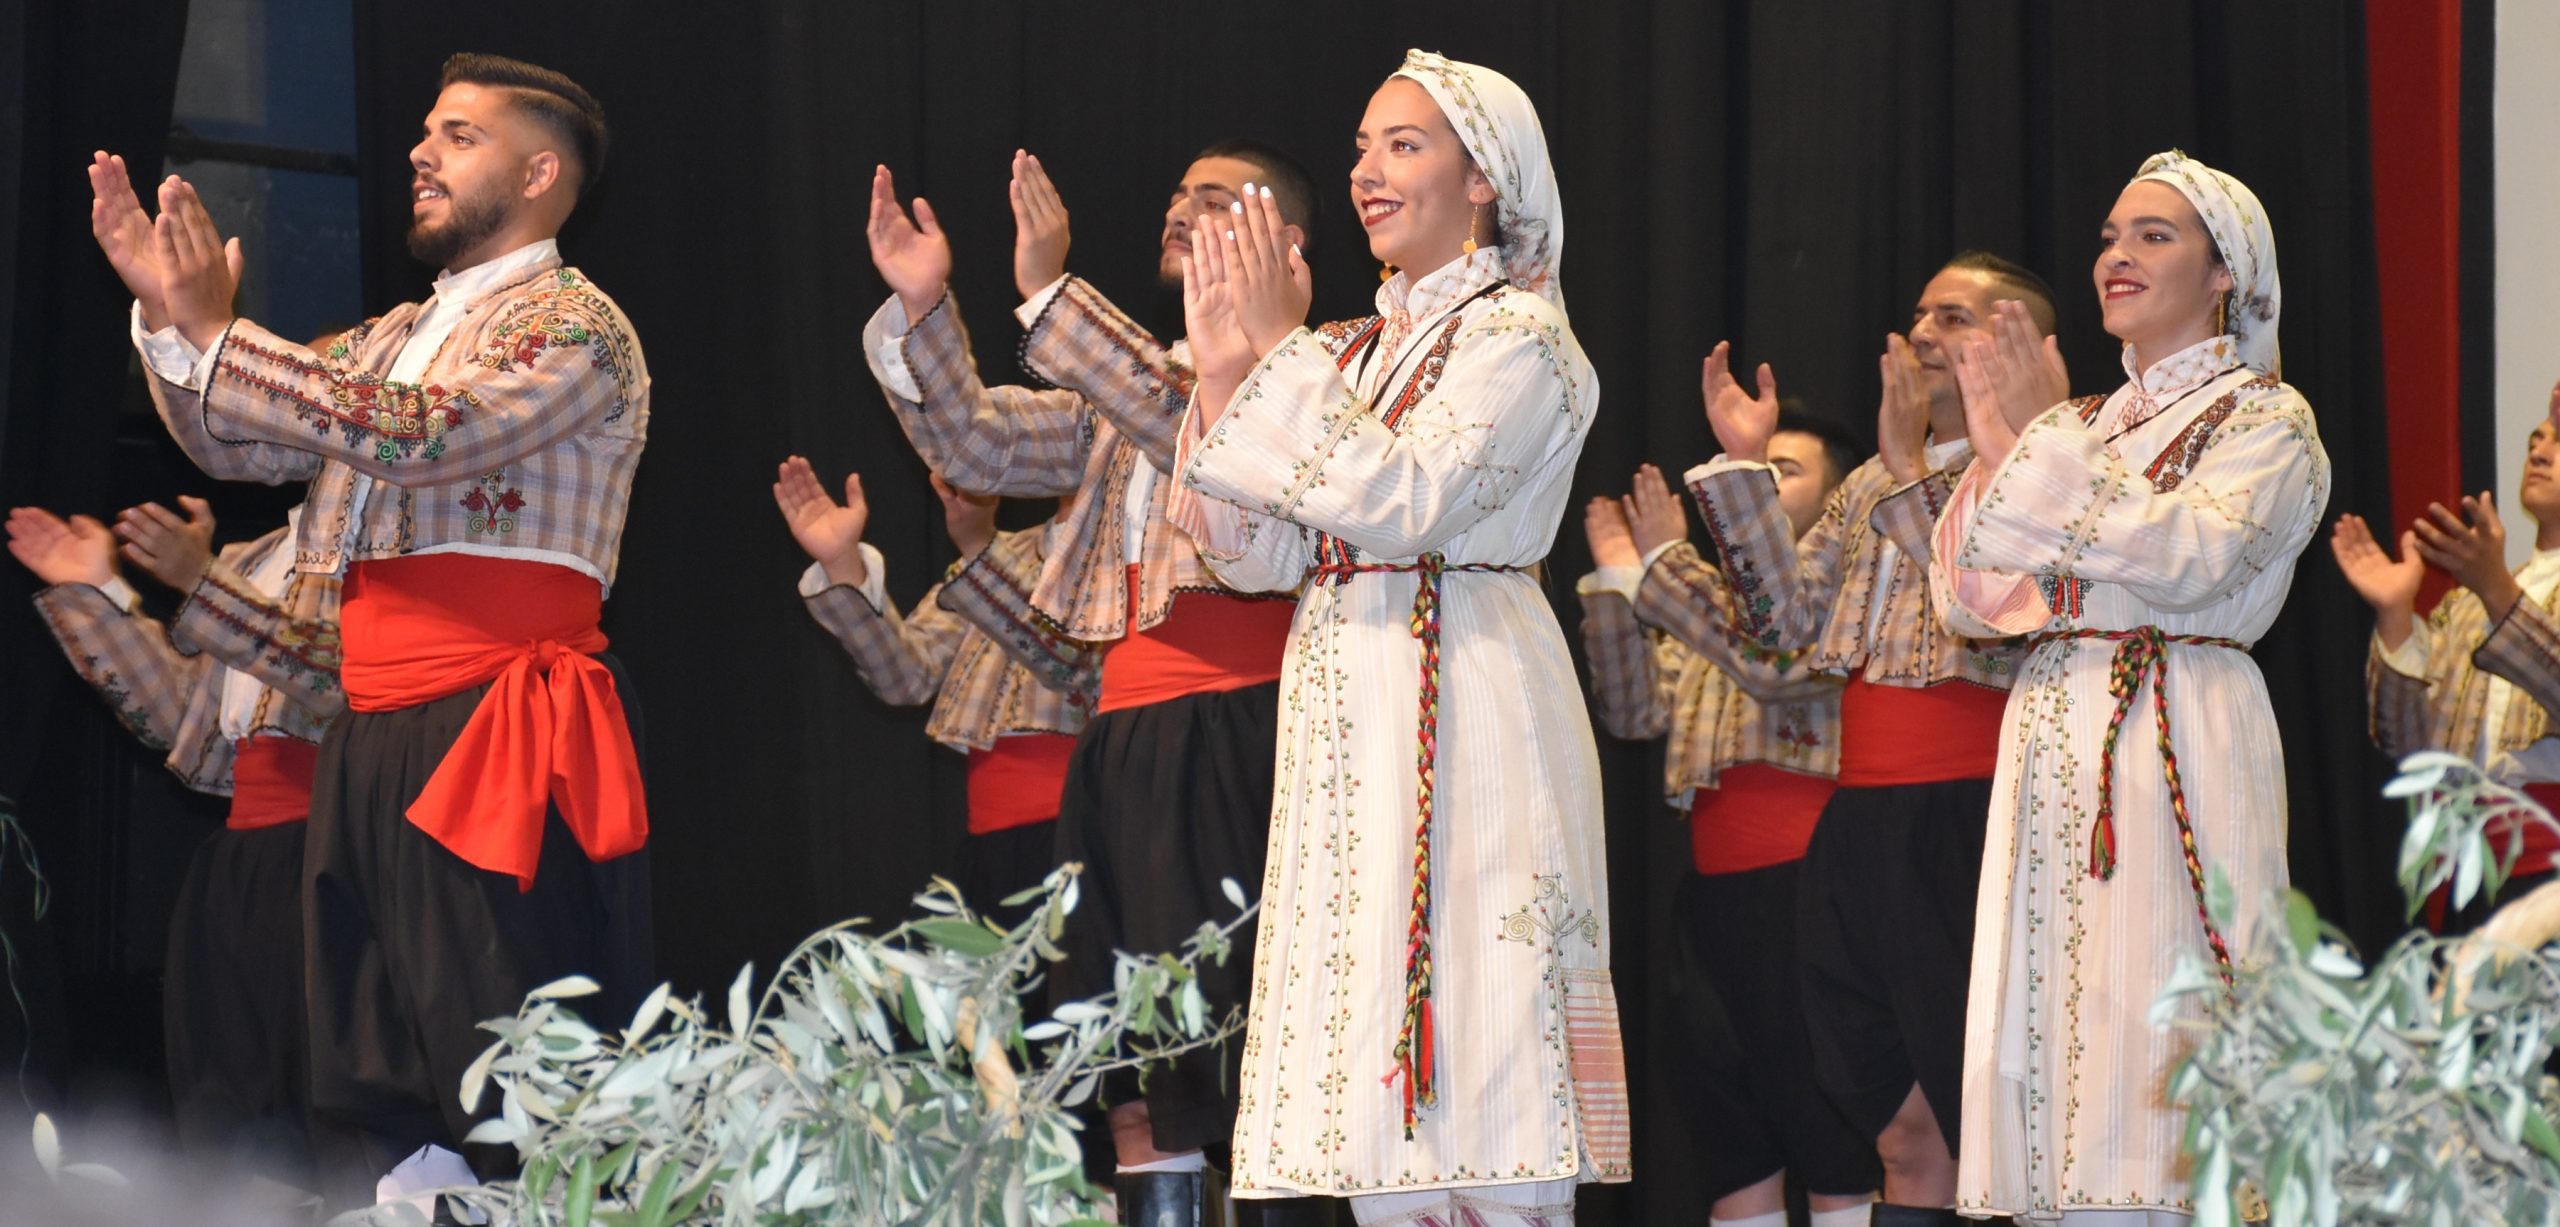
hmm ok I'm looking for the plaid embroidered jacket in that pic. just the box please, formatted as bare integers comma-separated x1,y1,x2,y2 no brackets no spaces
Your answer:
869,279,1292,641
1581,544,1839,807
30,527,341,794
147,256,648,591
2370,584,2560,766
1687,449,2021,687
805,527,1098,753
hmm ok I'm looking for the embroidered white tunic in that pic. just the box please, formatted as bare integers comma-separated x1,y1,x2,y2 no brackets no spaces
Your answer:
1928,336,2331,1220
1168,248,1627,1196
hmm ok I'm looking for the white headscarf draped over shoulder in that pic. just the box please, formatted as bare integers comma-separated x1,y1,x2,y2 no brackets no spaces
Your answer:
1390,49,1565,312
2131,149,2281,378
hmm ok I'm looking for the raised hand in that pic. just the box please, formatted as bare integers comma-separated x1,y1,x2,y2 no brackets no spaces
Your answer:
153,178,243,352
1877,333,1932,483
867,165,952,322
1228,184,1312,357
1991,298,2068,432
5,507,117,589
2412,492,2522,620
1701,342,1778,463
1623,463,1689,557
773,456,870,587
931,473,1000,559
2328,513,2424,647
1584,496,1639,570
1954,339,2021,469
114,496,217,591
1182,218,1257,427
90,151,168,326
1009,150,1072,302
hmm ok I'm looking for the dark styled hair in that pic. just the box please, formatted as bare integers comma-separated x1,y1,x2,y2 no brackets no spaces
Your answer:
1194,138,1321,256
1942,249,2059,335
1774,401,1870,492
439,53,611,201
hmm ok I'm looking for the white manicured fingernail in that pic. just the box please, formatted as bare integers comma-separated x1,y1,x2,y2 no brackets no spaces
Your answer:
1231,201,1243,213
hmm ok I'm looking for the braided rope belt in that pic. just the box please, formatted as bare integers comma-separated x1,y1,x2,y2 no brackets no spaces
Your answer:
1306,550,1529,1137
2026,624,2247,986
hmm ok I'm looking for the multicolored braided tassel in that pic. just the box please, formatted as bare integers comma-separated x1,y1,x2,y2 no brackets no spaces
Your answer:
1306,547,1525,1137
2031,624,2243,987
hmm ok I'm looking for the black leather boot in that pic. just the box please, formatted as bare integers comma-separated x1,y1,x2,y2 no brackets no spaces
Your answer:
1870,1205,1968,1227
1117,1170,1207,1227
1233,1194,1344,1226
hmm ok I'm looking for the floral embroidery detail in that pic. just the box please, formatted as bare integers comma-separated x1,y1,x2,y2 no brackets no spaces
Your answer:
1494,874,1601,949
460,471,527,535
477,270,643,422
220,335,478,463
2143,376,2276,492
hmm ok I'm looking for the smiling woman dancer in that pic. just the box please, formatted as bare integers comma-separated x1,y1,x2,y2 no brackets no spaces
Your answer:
1164,49,1629,1227
1927,151,2331,1224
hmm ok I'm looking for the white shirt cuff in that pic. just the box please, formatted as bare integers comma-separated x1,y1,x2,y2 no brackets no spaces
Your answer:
2374,621,2431,678
863,297,925,404
1013,275,1069,329
796,543,890,610
1685,454,1774,486
131,302,216,389
1638,539,1681,571
1576,566,1642,603
97,576,144,614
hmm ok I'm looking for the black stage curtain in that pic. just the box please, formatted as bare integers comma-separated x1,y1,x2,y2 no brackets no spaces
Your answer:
1,1,2396,1217
0,0,198,1137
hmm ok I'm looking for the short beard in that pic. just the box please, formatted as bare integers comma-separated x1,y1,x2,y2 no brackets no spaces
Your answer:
407,189,511,270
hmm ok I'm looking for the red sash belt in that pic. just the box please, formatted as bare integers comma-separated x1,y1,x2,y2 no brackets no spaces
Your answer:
964,732,1077,835
1098,565,1295,713
227,734,318,830
2505,783,2560,877
1834,671,2008,786
340,554,647,889
1689,763,1834,876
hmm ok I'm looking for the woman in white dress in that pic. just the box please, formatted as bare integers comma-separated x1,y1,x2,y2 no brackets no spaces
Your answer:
1927,152,2331,1223
1164,49,1629,1227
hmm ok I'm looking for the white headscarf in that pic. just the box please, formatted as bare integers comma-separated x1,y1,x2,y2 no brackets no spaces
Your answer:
1390,50,1565,311
2131,150,2281,378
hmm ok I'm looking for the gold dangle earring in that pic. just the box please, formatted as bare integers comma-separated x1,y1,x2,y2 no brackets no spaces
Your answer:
2215,291,2230,337
1380,263,1397,284
1461,209,1480,257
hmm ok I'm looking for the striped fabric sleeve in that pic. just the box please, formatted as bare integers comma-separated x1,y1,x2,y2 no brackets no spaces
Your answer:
171,559,344,717
880,292,1095,498
2474,594,2560,733
1018,276,1194,473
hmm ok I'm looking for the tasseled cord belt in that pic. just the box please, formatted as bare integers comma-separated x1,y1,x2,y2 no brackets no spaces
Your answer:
1306,548,1529,1139
2024,624,2247,988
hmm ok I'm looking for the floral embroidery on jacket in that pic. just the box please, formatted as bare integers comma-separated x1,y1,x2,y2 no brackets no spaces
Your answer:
461,471,527,535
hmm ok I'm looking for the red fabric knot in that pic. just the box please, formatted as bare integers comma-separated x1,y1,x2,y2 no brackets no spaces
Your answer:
340,554,648,891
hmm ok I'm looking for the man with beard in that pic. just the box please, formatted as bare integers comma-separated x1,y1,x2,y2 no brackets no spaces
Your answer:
863,146,1332,1225
1664,254,2053,1225
90,52,651,1204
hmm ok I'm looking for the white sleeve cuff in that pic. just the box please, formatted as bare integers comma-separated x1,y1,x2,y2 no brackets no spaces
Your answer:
2374,621,2432,678
796,543,891,610
131,302,214,389
97,576,144,614
1683,454,1774,486
1575,565,1642,603
862,297,925,404
1012,275,1069,329
1638,539,1682,571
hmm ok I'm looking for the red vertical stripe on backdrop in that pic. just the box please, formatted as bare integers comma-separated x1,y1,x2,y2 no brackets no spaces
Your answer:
2366,0,2466,610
